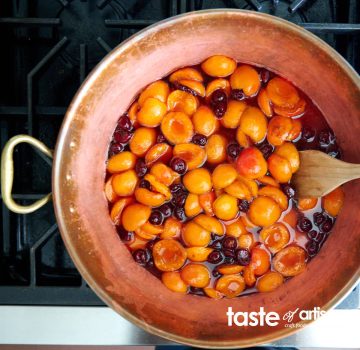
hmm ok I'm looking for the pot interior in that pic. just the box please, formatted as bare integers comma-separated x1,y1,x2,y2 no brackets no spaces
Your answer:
53,10,360,347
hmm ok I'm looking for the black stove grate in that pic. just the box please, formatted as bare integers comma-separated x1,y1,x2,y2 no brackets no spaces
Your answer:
0,0,359,306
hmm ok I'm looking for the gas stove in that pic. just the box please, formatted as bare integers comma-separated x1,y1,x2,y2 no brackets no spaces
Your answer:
0,0,359,346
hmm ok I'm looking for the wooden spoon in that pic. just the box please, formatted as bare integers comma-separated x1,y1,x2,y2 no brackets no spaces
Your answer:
292,150,360,198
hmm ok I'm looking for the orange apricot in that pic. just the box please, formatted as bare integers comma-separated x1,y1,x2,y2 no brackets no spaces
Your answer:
213,194,238,221
184,193,203,217
177,79,205,97
128,235,148,250
230,65,261,96
274,98,306,118
241,215,258,229
153,239,187,272
161,111,194,145
283,208,298,228
145,143,172,166
225,219,247,238
181,263,210,288
182,221,211,247
128,101,140,126
173,143,206,170
169,67,203,83
138,80,169,106
192,106,219,137
274,142,300,173
134,187,166,207
161,217,182,239
144,174,171,200
212,164,238,189
201,55,236,77
186,247,213,262
135,227,157,240
112,170,138,196
215,274,245,298
204,287,224,299
194,214,225,236
251,246,270,276
205,79,231,99
238,232,255,250
258,185,288,211
273,246,307,277
257,271,284,292
298,197,318,211
105,176,119,203
141,221,163,235
167,90,199,115
239,106,268,143
224,180,252,200
199,191,215,216
129,127,157,157
243,265,256,287
107,151,137,174
162,271,188,293
267,115,293,146
258,175,280,188
221,100,247,129
248,196,281,227
322,187,345,217
205,134,228,164
236,147,268,179
236,129,252,148
137,97,167,127
257,88,273,117
150,163,179,186
237,175,259,197
183,168,212,194
267,154,292,183
287,118,302,141
260,223,290,253
217,264,244,275
110,196,133,225
122,203,151,231
266,77,300,108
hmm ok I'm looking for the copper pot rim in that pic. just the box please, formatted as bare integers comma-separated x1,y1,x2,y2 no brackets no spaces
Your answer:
53,9,360,348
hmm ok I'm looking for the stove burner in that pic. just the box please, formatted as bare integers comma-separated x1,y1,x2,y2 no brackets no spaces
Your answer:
244,0,307,23
57,0,125,66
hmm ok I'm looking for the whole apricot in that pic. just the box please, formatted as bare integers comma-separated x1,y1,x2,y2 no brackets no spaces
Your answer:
201,55,236,77
183,168,212,194
161,111,194,145
153,239,187,272
129,127,157,157
248,196,281,227
181,263,210,288
162,271,188,293
213,194,238,220
236,147,268,179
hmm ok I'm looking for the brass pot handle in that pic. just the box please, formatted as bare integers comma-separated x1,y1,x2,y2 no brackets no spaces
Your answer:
1,135,53,214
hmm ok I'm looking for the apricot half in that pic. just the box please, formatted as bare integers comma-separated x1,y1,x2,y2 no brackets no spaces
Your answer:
297,197,318,211
266,77,300,108
184,193,202,217
260,223,290,253
205,79,231,99
122,203,151,231
258,185,288,211
129,127,157,157
105,176,119,203
153,239,187,272
110,197,133,225
267,154,292,183
224,179,252,200
213,194,238,221
181,263,210,288
162,271,188,293
257,271,284,292
112,170,138,196
257,88,273,117
134,187,166,207
150,162,179,186
273,246,307,277
212,163,238,189
225,219,247,238
192,106,219,137
248,196,281,227
173,143,206,170
322,187,345,217
274,142,300,173
251,246,270,276
205,134,228,164
107,151,137,174
183,168,212,194
182,221,211,247
161,217,182,239
221,100,247,129
161,111,194,145
236,147,268,179
186,247,213,262
167,90,199,116
267,115,293,146
137,97,167,127
230,65,261,96
215,274,245,298
194,214,225,236
145,143,172,166
178,79,205,97
138,80,169,106
169,67,203,83
201,55,237,77
239,106,267,143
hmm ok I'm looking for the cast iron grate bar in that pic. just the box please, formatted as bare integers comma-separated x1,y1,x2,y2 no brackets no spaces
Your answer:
97,37,112,52
0,106,67,116
26,37,68,135
0,17,60,26
246,0,262,11
289,0,308,13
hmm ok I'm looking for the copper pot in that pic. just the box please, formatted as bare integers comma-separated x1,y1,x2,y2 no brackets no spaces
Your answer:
2,9,360,348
